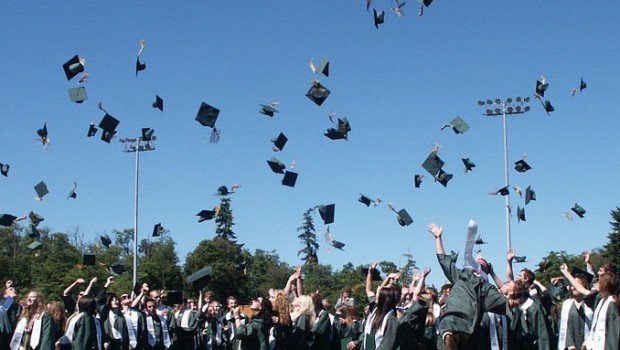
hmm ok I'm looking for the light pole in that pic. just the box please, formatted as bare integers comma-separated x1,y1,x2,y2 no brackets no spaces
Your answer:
120,128,156,289
478,97,530,252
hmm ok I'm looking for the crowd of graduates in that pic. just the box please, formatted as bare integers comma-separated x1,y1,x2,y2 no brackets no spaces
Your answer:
1,222,619,350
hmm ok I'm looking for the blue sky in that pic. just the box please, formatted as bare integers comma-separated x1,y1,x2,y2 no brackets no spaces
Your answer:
1,1,619,287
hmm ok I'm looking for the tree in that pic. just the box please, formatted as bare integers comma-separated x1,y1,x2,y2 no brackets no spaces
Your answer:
297,208,319,265
215,197,237,240
601,207,620,269
138,233,183,292
244,249,292,297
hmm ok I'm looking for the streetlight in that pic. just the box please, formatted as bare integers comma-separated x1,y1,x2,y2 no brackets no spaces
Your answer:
477,97,530,252
120,128,156,289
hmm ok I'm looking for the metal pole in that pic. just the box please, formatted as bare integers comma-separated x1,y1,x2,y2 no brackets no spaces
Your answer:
133,146,140,289
502,106,512,252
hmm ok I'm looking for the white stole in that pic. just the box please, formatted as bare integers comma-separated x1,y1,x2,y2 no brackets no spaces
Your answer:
181,309,191,329
64,313,81,341
124,311,137,348
109,311,122,339
558,298,593,350
363,309,394,348
146,314,171,348
10,317,27,350
520,298,534,322
583,295,613,350
488,312,507,350
30,312,45,349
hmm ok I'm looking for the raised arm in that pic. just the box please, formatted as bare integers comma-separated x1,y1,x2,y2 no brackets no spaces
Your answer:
284,266,303,296
584,251,595,275
559,263,590,296
84,277,97,296
506,250,515,282
488,262,504,289
411,267,431,303
428,223,445,255
63,278,85,296
366,261,379,298
382,272,402,288
132,283,148,309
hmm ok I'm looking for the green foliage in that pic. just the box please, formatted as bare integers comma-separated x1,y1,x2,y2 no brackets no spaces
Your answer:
297,208,319,265
138,234,183,292
601,207,620,269
302,263,334,294
534,251,585,287
215,197,237,240
244,249,292,297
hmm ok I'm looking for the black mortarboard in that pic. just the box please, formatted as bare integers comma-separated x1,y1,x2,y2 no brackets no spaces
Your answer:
152,223,163,237
442,116,470,134
62,55,84,81
109,263,127,276
187,267,212,290
571,203,586,218
0,163,9,177
535,78,549,97
514,256,527,263
68,87,87,103
87,123,98,137
525,186,536,205
496,186,510,196
306,81,331,106
362,267,382,281
324,128,347,140
475,236,487,245
543,100,554,114
0,214,17,227
67,182,78,200
28,241,42,250
141,128,155,142
27,224,40,239
166,291,183,305
34,181,49,200
101,234,112,248
397,209,413,226
421,152,444,177
580,78,587,92
436,170,453,187
152,95,163,111
135,57,146,77
259,104,279,117
197,210,216,222
37,123,48,140
517,206,526,222
99,114,120,133
414,174,423,188
29,211,44,227
571,266,594,285
419,0,433,6
373,9,385,29
83,254,96,266
272,133,288,151
267,157,286,174
282,171,298,187
101,130,117,143
195,102,220,128
329,240,345,250
462,158,476,172
216,185,234,196
359,194,372,207
316,60,329,77
514,159,531,173
319,204,335,225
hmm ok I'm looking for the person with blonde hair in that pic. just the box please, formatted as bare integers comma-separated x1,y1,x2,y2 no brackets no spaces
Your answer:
289,295,314,350
11,290,56,350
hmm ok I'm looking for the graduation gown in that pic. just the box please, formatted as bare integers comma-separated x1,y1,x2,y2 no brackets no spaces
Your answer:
235,318,268,350
397,301,429,350
362,310,398,350
290,315,312,350
583,297,620,350
0,298,21,350
72,313,99,350
473,312,514,350
512,299,551,350
310,310,331,350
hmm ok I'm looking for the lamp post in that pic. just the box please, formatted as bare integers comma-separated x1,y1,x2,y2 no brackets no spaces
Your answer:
478,97,530,252
120,128,156,289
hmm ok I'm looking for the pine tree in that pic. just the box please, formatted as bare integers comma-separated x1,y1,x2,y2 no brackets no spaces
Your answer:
215,197,237,240
297,208,319,265
602,207,620,268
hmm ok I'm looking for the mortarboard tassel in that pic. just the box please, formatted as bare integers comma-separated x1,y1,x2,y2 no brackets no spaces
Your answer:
210,128,220,144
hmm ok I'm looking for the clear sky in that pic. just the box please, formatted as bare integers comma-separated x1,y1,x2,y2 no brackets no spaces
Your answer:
1,1,619,287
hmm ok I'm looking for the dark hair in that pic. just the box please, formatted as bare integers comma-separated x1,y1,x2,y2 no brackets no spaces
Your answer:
512,280,529,300
342,287,352,295
598,273,620,298
600,261,617,275
520,268,535,284
311,293,323,316
78,295,97,315
371,286,401,333
106,293,118,307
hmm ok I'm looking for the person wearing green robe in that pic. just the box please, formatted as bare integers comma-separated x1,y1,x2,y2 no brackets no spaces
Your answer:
581,272,620,350
310,293,331,350
427,223,509,350
397,267,431,350
71,295,100,350
510,280,552,350
234,299,270,350
1,283,21,350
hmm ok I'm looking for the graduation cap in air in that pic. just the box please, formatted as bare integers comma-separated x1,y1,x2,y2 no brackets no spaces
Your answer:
359,194,379,207
373,9,385,28
152,95,163,111
525,186,536,205
396,208,413,226
441,116,470,134
197,210,216,222
315,59,329,77
216,185,238,196
187,266,212,290
28,240,42,251
27,224,40,239
259,104,279,117
282,171,298,187
34,181,49,201
318,204,335,225
267,157,286,174
414,175,423,188
141,128,155,142
37,123,49,147
435,169,453,188
83,254,96,266
62,55,85,81
68,87,87,103
329,240,345,250
462,158,476,173
109,263,127,276
152,223,164,237
99,114,120,144
135,57,146,77
580,78,587,92
421,152,444,177
571,266,594,286
571,203,586,218
100,234,112,248
542,100,554,115
306,80,331,106
474,236,487,245
517,206,526,222
514,256,527,263
272,133,288,152
87,123,98,137
535,76,549,97
490,186,509,196
0,163,9,177
67,182,78,200
514,159,531,173
362,267,382,281
195,102,221,143
166,291,183,306
29,211,44,227
325,117,351,140
0,214,17,227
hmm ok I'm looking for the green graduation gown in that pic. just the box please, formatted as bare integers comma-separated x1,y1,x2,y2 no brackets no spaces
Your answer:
235,318,268,350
